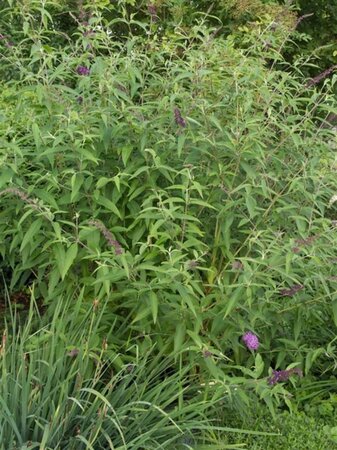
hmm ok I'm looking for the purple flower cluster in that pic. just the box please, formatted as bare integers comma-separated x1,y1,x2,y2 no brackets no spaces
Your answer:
295,235,318,246
76,65,90,76
174,107,187,128
240,333,303,387
268,367,303,385
148,4,159,22
292,235,318,253
280,284,304,297
242,332,260,351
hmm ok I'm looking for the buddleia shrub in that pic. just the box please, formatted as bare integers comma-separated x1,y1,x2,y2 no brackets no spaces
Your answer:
1,1,337,410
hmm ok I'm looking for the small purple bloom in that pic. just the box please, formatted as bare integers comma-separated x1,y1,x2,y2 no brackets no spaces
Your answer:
242,331,259,351
77,96,83,104
232,260,244,270
187,259,198,270
67,348,80,357
203,350,212,358
126,364,135,373
268,367,302,385
76,65,90,76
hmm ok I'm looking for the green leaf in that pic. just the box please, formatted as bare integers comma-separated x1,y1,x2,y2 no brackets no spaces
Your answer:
32,123,41,149
97,195,122,219
0,168,14,188
223,286,244,318
96,177,112,189
332,300,337,327
190,199,216,209
186,330,203,348
245,195,257,218
121,145,133,166
174,323,186,354
76,147,99,163
132,307,151,324
149,291,158,324
204,357,223,379
254,353,264,378
20,219,43,252
240,161,257,179
70,173,84,202
177,134,186,158
54,243,78,280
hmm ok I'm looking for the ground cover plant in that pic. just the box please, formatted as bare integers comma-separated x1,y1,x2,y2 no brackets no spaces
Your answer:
1,0,337,447
219,406,337,449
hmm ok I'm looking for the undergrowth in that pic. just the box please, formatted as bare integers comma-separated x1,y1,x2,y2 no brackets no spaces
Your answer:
0,291,254,449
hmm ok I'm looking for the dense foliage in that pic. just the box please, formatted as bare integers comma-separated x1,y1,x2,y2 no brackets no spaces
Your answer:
293,0,337,70
1,0,337,447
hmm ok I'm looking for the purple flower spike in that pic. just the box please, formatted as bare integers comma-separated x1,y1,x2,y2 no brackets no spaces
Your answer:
88,220,123,255
280,284,304,297
242,331,260,351
268,367,303,385
174,107,187,128
148,4,159,22
76,65,90,76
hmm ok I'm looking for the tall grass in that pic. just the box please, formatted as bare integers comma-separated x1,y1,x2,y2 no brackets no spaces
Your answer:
0,290,273,449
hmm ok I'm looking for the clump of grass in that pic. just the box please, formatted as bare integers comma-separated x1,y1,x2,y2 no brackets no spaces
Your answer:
1,291,266,449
